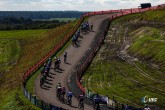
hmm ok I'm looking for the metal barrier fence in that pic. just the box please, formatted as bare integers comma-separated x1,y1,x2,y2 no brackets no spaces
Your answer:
22,4,163,110
23,88,67,110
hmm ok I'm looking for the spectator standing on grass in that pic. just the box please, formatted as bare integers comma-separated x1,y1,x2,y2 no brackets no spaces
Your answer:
64,52,67,63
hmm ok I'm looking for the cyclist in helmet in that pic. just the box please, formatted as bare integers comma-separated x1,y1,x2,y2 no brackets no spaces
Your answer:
67,91,73,105
56,83,62,99
56,83,61,89
78,93,85,104
93,93,100,109
61,86,66,100
78,93,85,108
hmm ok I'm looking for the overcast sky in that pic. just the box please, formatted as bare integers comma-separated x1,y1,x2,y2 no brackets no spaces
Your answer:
0,0,164,11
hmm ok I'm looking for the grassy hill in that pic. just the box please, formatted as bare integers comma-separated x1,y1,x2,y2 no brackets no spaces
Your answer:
128,27,165,71
83,8,165,109
0,20,77,109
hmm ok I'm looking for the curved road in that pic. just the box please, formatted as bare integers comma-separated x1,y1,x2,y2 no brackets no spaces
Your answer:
35,14,112,110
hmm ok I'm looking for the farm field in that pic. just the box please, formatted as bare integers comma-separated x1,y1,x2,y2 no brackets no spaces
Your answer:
83,8,165,109
50,18,77,22
0,20,78,110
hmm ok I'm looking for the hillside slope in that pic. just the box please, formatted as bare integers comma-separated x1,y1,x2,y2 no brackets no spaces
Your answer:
83,8,165,109
0,21,77,110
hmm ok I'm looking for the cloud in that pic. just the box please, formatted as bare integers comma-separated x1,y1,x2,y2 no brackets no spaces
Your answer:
0,0,164,11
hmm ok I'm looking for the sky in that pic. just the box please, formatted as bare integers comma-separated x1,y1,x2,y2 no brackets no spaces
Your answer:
0,0,164,11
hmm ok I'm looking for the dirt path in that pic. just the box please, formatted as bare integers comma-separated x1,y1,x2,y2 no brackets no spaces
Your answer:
35,14,112,110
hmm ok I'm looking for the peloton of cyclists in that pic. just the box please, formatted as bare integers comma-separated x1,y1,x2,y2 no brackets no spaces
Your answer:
56,83,73,104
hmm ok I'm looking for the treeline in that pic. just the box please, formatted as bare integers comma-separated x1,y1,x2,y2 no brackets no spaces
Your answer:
0,17,67,30
0,11,85,19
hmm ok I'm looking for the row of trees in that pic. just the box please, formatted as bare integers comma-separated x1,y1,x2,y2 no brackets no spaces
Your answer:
0,11,85,19
0,17,67,30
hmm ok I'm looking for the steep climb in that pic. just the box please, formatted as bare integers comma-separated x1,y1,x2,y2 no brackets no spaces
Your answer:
35,14,112,110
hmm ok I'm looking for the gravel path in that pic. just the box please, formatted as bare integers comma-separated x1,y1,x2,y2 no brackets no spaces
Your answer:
35,14,112,110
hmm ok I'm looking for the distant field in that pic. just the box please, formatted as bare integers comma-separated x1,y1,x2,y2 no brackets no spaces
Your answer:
33,18,76,22
83,8,165,109
51,18,77,22
0,20,78,110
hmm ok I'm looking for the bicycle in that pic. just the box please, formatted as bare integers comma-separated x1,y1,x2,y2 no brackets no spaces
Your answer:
78,101,84,110
56,91,62,101
93,102,100,110
61,92,65,102
67,97,72,106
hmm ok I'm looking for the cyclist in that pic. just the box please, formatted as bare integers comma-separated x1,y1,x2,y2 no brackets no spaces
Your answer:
56,83,61,89
67,91,73,105
93,93,100,110
54,57,58,70
64,52,67,63
78,93,85,108
56,83,62,100
90,23,93,30
61,86,66,101
57,58,61,69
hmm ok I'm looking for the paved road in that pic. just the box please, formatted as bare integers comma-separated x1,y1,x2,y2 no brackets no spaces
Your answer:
35,14,112,110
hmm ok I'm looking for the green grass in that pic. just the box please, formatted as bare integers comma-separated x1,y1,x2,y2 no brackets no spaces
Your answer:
0,20,78,110
34,18,77,22
0,89,40,110
0,39,21,73
51,18,77,22
84,57,165,108
128,27,165,69
112,7,165,25
26,68,42,94
142,7,165,22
